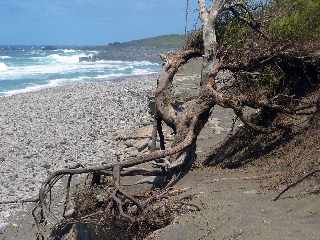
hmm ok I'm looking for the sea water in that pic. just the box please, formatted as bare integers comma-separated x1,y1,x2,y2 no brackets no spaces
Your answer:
0,47,160,96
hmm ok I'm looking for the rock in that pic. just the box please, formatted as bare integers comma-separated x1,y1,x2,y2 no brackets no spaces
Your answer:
41,163,51,169
79,55,98,63
128,149,139,157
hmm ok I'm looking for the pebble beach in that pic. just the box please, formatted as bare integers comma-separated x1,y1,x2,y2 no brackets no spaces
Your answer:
0,74,157,227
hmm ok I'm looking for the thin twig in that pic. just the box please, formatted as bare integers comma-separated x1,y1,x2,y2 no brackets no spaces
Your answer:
0,198,39,205
273,170,320,201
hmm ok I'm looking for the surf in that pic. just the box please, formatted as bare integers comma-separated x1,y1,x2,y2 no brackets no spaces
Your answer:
0,63,8,72
0,48,160,96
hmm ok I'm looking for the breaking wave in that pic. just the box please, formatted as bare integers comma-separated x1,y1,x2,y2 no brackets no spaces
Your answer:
0,49,160,96
0,63,8,72
0,56,11,59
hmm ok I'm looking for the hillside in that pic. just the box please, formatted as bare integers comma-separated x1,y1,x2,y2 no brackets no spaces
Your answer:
108,34,185,49
93,34,185,62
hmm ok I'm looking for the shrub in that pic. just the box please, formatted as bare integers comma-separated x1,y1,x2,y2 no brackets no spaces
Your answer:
268,0,320,41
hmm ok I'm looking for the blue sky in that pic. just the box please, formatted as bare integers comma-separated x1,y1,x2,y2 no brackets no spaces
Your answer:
0,0,198,45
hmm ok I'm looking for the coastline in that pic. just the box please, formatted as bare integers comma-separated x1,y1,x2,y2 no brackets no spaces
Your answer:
0,74,157,230
0,73,159,97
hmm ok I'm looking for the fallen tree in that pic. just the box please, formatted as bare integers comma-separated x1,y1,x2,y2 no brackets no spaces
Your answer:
2,0,319,239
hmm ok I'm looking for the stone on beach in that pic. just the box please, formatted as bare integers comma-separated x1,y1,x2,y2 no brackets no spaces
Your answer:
0,75,156,224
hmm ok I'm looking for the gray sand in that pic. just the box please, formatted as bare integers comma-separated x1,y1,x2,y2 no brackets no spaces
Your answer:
0,75,156,227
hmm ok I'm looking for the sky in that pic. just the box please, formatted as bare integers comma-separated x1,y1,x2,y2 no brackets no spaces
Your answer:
0,0,199,45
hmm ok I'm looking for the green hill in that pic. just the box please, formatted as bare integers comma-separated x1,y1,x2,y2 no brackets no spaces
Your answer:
91,34,185,62
107,34,185,49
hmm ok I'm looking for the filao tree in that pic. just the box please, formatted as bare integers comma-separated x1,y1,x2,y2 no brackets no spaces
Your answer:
3,0,319,239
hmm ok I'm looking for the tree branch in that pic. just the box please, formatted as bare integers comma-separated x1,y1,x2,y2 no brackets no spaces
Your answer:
198,0,208,22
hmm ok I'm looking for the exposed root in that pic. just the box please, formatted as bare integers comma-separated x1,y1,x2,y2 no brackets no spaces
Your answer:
26,114,200,238
1,1,319,239
46,185,199,240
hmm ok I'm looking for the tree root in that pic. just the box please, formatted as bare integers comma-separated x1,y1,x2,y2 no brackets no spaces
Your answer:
1,1,319,239
21,115,200,238
45,185,198,240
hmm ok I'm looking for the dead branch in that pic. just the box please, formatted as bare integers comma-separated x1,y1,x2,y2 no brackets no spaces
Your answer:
0,198,39,205
273,169,320,201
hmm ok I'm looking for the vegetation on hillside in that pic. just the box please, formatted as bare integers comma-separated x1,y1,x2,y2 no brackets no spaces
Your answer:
94,34,185,62
111,34,185,49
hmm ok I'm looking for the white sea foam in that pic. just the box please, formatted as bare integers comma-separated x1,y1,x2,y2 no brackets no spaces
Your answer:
51,49,79,54
0,64,81,79
2,78,81,96
93,73,129,80
0,63,8,72
0,59,159,80
132,68,158,75
0,56,11,59
3,84,49,96
131,60,159,66
30,50,44,55
62,49,78,53
32,52,89,64
46,53,88,64
0,49,160,96
1,69,156,96
3,77,90,96
2,75,118,96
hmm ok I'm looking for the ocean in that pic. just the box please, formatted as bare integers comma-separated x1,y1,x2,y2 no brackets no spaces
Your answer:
0,47,160,96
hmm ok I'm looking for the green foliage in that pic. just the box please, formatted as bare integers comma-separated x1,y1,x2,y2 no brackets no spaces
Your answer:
216,0,261,49
217,18,251,48
95,34,185,62
216,0,320,48
268,0,320,41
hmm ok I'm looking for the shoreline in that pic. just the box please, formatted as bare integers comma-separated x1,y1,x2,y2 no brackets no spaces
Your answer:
0,73,159,98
